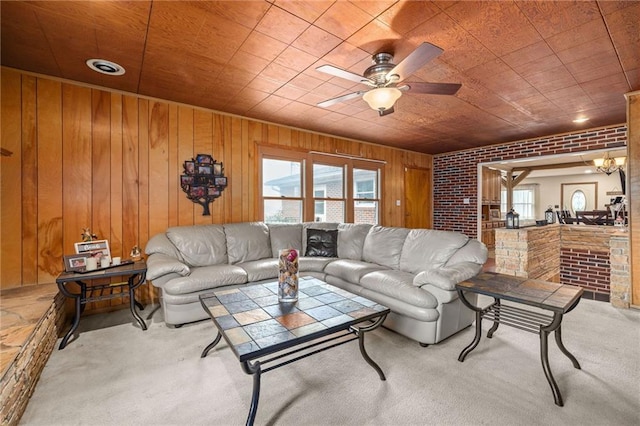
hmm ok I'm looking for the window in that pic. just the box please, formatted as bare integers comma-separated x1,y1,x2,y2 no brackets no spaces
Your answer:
259,146,382,224
501,184,537,220
262,157,303,223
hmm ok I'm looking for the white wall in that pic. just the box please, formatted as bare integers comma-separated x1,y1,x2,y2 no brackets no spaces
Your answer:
521,171,623,219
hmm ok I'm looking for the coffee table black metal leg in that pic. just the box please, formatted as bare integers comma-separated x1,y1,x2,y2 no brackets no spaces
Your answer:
458,310,482,362
242,360,262,426
201,332,222,358
354,314,387,380
555,325,581,369
540,313,564,406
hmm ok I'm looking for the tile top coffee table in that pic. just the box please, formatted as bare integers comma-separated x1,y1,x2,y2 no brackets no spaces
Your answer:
456,272,583,407
199,277,389,426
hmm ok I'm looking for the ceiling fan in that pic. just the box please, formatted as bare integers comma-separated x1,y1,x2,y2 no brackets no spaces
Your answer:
316,42,461,116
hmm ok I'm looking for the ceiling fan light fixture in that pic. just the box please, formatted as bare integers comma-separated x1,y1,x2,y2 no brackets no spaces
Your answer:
362,87,402,112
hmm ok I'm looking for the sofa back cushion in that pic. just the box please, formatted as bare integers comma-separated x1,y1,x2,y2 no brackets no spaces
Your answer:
337,223,371,260
267,223,303,257
445,239,488,266
166,224,227,267
362,225,410,269
399,229,470,274
224,222,272,264
145,232,184,261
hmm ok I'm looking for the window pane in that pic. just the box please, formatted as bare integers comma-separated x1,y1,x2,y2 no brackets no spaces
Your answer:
263,159,301,197
313,164,343,197
264,199,302,223
354,201,378,224
316,200,344,222
354,168,377,199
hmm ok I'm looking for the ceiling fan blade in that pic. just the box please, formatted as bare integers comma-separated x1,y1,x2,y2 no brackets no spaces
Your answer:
317,91,367,108
386,42,444,83
316,65,375,86
400,82,462,95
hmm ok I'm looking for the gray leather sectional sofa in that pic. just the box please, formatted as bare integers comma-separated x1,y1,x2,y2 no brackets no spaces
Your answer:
145,222,487,345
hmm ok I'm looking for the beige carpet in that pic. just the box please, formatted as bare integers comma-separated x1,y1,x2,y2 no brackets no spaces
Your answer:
20,297,640,425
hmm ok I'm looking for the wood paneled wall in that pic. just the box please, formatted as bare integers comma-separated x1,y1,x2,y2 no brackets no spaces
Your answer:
0,68,432,293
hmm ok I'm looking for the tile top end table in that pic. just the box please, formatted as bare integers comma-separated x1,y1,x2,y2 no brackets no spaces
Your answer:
199,277,390,426
55,260,148,349
456,272,583,407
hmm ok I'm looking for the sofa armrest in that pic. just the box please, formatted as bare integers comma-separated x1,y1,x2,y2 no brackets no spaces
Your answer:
147,253,190,282
413,262,482,291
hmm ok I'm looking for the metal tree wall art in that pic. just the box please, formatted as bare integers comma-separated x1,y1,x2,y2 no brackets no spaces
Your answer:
180,154,228,216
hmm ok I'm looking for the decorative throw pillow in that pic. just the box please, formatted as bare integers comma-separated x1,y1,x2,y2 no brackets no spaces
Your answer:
305,228,338,257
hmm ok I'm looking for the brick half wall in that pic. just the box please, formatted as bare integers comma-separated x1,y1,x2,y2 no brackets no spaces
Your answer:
560,247,611,301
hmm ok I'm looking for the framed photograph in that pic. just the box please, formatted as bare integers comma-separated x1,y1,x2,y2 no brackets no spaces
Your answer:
184,161,195,174
181,175,194,186
74,239,111,260
196,154,213,164
213,163,223,176
198,165,212,175
191,186,206,198
214,176,227,186
208,187,220,196
64,254,87,272
490,209,500,220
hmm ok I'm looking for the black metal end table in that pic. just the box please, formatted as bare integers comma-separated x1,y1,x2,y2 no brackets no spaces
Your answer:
55,260,148,349
456,272,583,407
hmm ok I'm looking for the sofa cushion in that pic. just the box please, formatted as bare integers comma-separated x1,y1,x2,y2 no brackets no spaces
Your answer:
145,233,183,261
399,229,469,274
224,222,272,264
337,223,371,260
413,262,483,291
325,259,388,284
299,256,334,273
267,223,303,257
166,224,227,267
359,270,438,309
362,225,410,269
163,264,247,295
237,258,279,282
305,228,338,257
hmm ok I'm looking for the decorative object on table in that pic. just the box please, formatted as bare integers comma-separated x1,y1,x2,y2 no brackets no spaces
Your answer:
545,206,555,224
506,209,520,229
278,248,299,302
74,239,111,262
180,153,228,216
489,209,500,220
81,227,97,242
63,254,88,272
130,245,142,261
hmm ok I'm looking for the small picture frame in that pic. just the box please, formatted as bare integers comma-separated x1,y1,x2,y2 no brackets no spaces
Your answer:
214,176,227,186
213,163,223,176
74,239,111,260
191,186,206,197
196,154,213,164
198,165,212,175
208,187,220,196
490,209,500,220
64,254,87,272
181,175,194,186
184,161,195,174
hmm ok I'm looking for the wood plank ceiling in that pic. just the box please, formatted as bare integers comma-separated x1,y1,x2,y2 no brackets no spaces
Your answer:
1,1,638,154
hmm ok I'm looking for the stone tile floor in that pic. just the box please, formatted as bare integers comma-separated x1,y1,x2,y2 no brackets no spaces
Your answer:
0,283,59,376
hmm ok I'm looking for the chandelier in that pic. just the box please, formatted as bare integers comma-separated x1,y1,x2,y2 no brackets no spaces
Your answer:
593,153,625,175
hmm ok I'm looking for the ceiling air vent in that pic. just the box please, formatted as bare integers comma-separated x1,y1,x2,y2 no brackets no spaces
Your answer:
86,59,125,75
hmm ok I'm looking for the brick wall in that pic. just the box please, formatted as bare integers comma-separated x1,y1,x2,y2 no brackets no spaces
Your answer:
560,247,610,301
433,124,627,236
